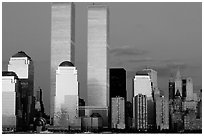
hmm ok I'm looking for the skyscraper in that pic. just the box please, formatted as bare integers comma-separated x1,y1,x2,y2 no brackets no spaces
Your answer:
111,97,125,129
160,96,169,130
169,77,175,100
143,69,158,129
54,61,79,128
87,4,109,107
8,51,34,129
110,68,126,98
186,77,193,100
50,2,75,119
133,94,147,130
2,71,22,131
133,71,155,130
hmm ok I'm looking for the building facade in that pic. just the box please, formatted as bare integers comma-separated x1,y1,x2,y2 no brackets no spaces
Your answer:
8,51,34,129
50,2,75,119
160,96,169,130
111,97,125,129
110,68,126,98
2,71,22,131
54,61,79,128
87,4,109,107
133,72,152,97
133,94,147,130
169,77,175,100
133,71,155,129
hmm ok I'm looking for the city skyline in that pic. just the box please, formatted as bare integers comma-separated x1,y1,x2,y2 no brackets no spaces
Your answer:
2,2,202,115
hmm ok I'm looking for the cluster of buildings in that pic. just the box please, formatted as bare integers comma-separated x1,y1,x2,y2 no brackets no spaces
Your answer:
2,2,202,133
168,70,202,132
2,51,45,131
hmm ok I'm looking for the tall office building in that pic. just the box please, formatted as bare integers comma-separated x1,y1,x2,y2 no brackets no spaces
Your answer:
143,69,158,129
133,71,154,130
111,97,125,129
186,77,193,100
54,61,79,127
50,2,75,119
87,4,109,107
133,94,147,130
8,51,34,128
2,71,22,131
169,77,175,100
160,96,169,130
175,69,182,97
142,69,158,92
110,68,126,98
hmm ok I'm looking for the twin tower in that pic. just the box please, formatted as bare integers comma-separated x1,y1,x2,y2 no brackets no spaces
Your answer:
50,2,109,125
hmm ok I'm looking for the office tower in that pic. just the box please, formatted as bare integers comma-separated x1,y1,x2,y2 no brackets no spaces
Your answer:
110,68,126,98
143,69,158,129
133,71,155,130
169,77,175,100
186,77,193,100
50,2,75,119
2,71,22,131
87,4,109,107
175,69,182,97
160,96,169,130
54,61,79,128
133,71,152,97
125,101,133,128
142,69,158,93
170,92,183,132
8,51,34,129
111,97,125,129
133,94,147,130
182,79,187,98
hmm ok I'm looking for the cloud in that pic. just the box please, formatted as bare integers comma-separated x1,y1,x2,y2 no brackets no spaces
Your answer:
110,45,148,57
127,57,153,63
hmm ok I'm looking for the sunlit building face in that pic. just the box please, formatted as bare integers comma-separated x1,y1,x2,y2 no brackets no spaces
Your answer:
50,2,75,118
134,75,152,97
2,72,19,129
54,61,79,127
87,5,109,107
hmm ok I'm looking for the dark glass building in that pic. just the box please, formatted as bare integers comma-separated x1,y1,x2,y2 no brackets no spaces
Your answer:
169,78,175,100
182,79,187,98
110,68,126,98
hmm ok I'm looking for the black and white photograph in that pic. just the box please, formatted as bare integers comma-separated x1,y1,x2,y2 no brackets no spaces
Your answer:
2,1,202,134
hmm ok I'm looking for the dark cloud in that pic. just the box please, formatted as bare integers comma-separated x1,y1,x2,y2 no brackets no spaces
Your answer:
110,45,148,57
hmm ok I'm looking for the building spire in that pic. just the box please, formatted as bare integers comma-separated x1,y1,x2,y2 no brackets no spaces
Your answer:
176,67,181,79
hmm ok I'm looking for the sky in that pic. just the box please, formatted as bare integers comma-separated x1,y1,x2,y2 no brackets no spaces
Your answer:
2,2,202,115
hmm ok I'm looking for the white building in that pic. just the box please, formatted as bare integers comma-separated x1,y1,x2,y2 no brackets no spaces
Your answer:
54,61,79,128
111,97,125,129
2,71,21,130
133,71,152,97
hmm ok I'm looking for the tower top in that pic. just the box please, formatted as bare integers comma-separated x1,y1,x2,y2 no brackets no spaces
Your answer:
59,61,74,67
12,51,31,60
176,67,181,79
